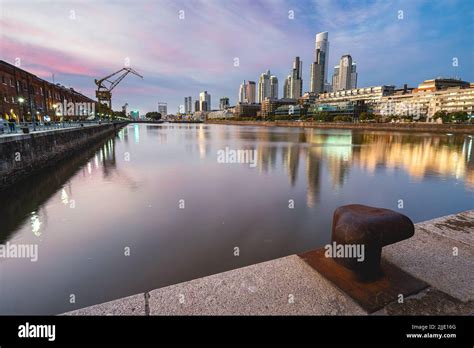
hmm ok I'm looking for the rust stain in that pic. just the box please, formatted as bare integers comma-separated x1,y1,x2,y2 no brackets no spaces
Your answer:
298,248,428,313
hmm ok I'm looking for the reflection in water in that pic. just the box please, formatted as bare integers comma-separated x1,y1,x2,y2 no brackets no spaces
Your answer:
0,135,119,244
253,128,473,195
0,124,472,314
134,124,140,143
30,211,41,237
352,133,474,187
306,146,322,208
281,144,300,186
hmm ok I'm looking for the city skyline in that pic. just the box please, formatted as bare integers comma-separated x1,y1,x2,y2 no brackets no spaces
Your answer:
1,0,473,113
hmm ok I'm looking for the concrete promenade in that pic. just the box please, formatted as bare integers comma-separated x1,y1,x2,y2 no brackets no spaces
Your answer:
0,121,108,143
64,209,474,316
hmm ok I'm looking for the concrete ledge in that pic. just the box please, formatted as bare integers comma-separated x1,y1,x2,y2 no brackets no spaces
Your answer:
65,292,147,316
62,210,474,316
148,255,366,315
374,288,473,316
383,210,474,302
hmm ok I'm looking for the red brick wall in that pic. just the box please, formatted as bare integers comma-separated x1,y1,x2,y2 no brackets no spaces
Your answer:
0,60,96,122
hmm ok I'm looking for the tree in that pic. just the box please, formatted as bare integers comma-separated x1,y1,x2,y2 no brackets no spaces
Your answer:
450,111,469,123
311,111,336,122
334,115,352,122
359,112,375,122
433,110,449,123
146,112,162,120
374,115,384,123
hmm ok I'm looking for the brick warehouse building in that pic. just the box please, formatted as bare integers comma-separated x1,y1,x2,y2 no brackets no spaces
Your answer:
0,60,97,123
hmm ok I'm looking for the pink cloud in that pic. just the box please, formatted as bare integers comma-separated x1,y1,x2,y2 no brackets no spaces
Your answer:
1,37,102,77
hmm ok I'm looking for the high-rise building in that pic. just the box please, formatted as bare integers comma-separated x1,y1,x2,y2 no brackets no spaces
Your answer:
283,75,291,98
332,55,357,92
239,81,247,103
324,82,332,93
219,97,229,110
195,100,200,112
350,62,358,90
289,57,302,99
158,102,167,116
310,32,329,94
270,75,278,99
310,62,322,94
184,96,192,114
246,81,256,104
332,65,340,92
338,55,352,91
199,91,211,111
258,70,272,103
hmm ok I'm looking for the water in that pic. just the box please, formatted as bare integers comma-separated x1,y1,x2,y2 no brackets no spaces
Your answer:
0,123,473,314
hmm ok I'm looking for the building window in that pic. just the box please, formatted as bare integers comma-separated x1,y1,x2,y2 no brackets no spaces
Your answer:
11,96,15,103
1,76,5,84
4,95,8,103
10,78,14,87
40,87,44,96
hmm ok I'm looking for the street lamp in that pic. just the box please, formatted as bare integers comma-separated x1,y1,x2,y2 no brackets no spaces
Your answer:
52,104,58,123
18,97,25,124
34,111,40,131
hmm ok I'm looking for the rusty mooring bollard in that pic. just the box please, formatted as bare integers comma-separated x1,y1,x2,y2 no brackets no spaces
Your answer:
331,204,415,281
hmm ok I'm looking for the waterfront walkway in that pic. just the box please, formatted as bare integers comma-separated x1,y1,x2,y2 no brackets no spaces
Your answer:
64,209,474,316
0,121,109,139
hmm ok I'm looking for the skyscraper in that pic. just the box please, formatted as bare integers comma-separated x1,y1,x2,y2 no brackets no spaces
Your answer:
310,32,329,94
332,65,340,92
219,97,229,110
283,75,291,98
194,100,200,112
158,102,167,116
338,55,352,91
258,70,271,103
290,57,302,99
239,80,256,104
184,96,192,114
350,62,358,89
270,75,278,99
199,91,211,111
246,81,256,104
239,81,247,103
332,55,357,91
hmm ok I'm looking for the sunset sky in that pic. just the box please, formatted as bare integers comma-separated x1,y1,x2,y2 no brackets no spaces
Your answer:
1,0,473,113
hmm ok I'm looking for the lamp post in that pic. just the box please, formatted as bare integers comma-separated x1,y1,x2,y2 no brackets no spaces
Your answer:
18,97,25,124
35,111,40,131
52,103,58,124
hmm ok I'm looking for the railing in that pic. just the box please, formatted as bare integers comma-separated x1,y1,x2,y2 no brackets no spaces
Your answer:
0,120,115,135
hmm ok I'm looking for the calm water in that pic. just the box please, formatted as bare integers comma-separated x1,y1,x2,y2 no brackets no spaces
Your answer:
0,124,473,314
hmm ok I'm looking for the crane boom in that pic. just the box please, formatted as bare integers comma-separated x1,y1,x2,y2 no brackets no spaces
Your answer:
95,67,143,119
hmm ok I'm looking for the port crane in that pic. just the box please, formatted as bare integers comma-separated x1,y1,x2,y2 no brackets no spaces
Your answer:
95,67,143,119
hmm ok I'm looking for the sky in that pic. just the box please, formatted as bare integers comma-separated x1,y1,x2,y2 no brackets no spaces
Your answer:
1,0,473,114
